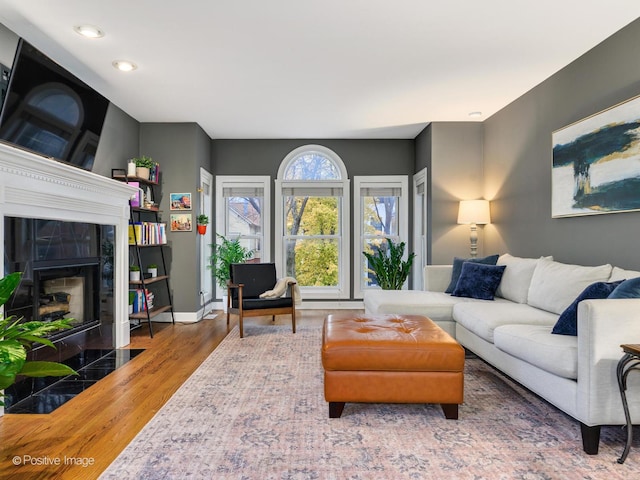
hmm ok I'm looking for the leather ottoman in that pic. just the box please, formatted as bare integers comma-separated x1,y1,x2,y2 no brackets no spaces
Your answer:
321,313,465,419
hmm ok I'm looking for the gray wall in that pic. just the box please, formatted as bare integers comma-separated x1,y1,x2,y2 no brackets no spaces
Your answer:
0,23,17,66
213,139,415,297
140,123,211,312
483,17,640,269
415,122,485,264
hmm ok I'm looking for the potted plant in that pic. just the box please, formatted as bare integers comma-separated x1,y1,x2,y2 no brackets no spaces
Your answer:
130,264,141,282
196,214,209,235
132,156,154,180
0,272,78,408
209,234,254,311
362,237,416,290
147,263,158,278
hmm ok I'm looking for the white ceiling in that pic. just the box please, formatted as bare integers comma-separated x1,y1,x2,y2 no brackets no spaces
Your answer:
0,1,639,139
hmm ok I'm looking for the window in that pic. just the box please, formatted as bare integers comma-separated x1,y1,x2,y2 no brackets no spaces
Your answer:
276,145,350,299
354,176,409,298
215,176,270,297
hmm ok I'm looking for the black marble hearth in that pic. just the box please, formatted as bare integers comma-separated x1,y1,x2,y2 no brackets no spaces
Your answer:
4,349,144,414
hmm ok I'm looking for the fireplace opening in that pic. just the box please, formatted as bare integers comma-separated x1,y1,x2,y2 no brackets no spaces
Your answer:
4,217,114,344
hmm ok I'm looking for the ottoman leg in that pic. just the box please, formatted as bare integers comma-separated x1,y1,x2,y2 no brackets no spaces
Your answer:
329,402,345,418
441,403,458,420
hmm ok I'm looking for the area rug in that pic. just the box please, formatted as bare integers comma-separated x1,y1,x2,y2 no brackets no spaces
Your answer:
100,325,639,479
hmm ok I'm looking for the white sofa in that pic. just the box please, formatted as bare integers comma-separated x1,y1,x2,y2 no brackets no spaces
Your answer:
363,254,640,454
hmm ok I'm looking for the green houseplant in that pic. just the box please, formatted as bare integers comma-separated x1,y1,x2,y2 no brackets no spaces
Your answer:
147,263,158,278
132,156,154,169
132,156,154,180
196,214,209,235
362,237,416,290
209,234,254,288
0,272,78,406
130,264,141,282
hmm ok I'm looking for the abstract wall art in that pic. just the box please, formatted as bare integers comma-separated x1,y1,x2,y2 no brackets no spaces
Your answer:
552,95,640,217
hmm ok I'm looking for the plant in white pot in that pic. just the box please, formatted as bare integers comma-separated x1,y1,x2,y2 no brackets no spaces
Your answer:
147,263,158,278
129,264,141,282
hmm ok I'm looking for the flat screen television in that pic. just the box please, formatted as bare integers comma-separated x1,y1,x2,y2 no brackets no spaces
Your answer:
0,38,109,171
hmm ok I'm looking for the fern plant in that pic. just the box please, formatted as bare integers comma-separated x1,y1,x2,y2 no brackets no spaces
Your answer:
0,272,78,406
362,238,416,290
208,234,254,288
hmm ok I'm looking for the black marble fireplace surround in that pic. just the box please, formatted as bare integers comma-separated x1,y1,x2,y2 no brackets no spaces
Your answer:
4,216,115,358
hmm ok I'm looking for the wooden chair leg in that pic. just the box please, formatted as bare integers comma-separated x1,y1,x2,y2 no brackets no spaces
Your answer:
272,315,275,322
239,315,244,338
292,308,296,334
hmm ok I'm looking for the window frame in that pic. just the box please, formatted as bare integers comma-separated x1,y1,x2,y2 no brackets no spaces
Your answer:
353,175,409,299
275,145,350,300
215,175,271,299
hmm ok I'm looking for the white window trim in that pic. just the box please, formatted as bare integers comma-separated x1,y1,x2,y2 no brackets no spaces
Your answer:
215,175,271,299
199,167,214,306
353,175,409,299
275,145,350,300
413,168,428,290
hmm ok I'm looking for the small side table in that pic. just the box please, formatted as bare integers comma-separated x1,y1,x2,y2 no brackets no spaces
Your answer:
617,344,640,464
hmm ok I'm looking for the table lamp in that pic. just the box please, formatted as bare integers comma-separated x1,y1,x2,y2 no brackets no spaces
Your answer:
457,199,491,258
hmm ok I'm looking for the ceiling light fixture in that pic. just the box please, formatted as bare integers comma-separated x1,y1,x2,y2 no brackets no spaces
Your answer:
73,24,104,39
468,111,483,118
112,60,137,72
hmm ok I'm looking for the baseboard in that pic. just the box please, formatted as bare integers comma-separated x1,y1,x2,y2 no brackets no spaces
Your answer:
159,301,365,324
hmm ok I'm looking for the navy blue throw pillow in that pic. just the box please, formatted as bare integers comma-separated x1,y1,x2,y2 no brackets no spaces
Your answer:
451,262,506,300
445,254,500,293
552,280,623,336
608,277,640,299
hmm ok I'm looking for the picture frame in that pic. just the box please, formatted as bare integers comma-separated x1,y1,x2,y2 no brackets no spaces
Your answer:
169,192,192,211
552,94,640,217
170,213,192,232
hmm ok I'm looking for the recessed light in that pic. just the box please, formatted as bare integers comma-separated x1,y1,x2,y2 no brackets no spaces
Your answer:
112,60,137,72
73,24,104,39
468,111,483,118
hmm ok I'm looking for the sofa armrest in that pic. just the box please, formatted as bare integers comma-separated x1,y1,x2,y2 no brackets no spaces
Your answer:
423,265,452,292
576,298,640,424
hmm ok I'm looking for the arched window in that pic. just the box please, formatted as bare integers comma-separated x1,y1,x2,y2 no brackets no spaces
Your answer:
275,145,350,300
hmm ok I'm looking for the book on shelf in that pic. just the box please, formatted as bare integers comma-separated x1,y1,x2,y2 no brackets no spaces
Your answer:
128,222,167,245
130,288,154,313
148,163,160,183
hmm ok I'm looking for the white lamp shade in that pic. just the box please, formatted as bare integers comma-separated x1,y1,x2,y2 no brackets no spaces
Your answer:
457,199,491,225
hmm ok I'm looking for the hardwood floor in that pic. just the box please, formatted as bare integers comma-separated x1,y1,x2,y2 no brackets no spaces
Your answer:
0,310,341,479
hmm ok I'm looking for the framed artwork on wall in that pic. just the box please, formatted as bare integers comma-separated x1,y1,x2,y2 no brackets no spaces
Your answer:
169,192,192,210
552,94,640,217
170,213,192,232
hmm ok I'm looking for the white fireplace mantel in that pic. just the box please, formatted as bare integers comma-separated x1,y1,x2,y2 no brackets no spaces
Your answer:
0,142,136,347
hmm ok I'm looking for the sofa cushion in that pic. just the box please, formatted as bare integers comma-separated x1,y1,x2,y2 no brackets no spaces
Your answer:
363,289,492,322
452,263,506,300
453,302,558,343
494,324,578,380
496,254,552,304
552,281,622,336
608,277,640,299
526,258,612,314
609,266,640,282
444,254,499,293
